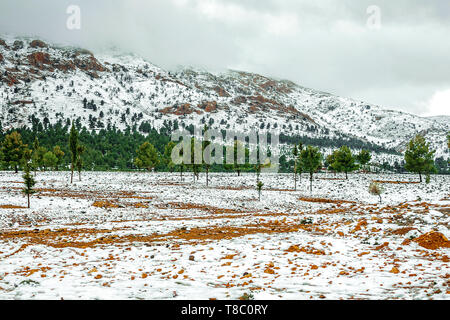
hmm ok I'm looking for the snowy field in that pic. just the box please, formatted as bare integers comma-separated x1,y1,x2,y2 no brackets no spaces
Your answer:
0,171,449,300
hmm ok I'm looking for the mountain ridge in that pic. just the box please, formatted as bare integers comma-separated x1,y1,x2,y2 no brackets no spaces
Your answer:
0,36,448,163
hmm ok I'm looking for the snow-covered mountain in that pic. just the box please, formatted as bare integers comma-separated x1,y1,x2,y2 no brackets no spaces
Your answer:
0,36,448,161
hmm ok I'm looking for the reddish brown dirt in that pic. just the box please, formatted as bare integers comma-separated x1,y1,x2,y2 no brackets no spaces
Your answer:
414,232,450,250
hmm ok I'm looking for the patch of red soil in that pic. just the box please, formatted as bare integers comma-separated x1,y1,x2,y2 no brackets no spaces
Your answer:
414,231,450,250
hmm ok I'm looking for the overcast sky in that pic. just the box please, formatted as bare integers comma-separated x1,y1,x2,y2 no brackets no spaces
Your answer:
1,0,449,117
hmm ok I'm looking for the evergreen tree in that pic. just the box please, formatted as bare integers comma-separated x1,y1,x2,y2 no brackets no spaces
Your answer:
254,148,271,184
69,124,79,183
298,146,322,192
404,135,436,182
164,140,185,180
76,145,85,181
356,149,371,172
52,146,65,171
22,162,36,208
163,141,177,172
134,142,159,172
43,151,58,171
202,125,211,187
0,131,28,173
190,137,202,182
226,140,252,176
326,150,338,175
333,146,359,179
33,146,47,173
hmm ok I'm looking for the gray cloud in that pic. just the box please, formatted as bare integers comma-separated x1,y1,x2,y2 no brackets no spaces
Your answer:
0,0,449,116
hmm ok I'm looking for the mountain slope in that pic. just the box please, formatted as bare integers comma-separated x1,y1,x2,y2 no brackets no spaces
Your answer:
0,36,448,161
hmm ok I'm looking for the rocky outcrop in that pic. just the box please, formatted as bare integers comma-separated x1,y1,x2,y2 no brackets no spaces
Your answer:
74,56,107,73
160,103,202,116
28,52,51,69
213,86,230,97
0,39,8,49
198,101,218,113
30,40,48,49
13,40,24,50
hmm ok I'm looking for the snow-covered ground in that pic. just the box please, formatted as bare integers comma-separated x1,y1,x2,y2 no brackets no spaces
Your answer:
0,171,448,300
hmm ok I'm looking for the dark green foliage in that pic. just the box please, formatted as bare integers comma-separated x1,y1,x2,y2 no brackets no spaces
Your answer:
298,146,322,192
332,146,359,179
43,151,58,171
279,132,399,155
22,163,36,208
76,144,85,180
134,142,159,172
225,140,252,176
356,149,371,171
53,146,65,170
69,124,78,183
404,135,436,182
1,131,29,173
190,137,202,181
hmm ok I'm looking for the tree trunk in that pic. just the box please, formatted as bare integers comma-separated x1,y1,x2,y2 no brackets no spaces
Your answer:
71,163,74,183
237,170,241,177
15,165,18,173
294,173,297,191
379,194,382,203
27,194,30,209
79,170,81,181
309,173,313,192
345,171,348,180
206,168,209,187
419,172,422,183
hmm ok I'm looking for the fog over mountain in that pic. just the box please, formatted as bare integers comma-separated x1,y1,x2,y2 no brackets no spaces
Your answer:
0,0,449,116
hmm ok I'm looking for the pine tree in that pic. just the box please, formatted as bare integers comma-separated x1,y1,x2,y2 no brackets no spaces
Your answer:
293,144,298,190
404,135,436,182
164,141,185,181
163,141,176,172
190,137,202,182
298,146,322,192
254,148,271,185
69,124,79,183
53,146,65,171
202,125,211,187
22,163,36,208
326,150,338,175
333,146,359,179
76,145,85,181
226,140,251,176
356,149,371,172
0,131,28,173
33,146,47,172
134,142,159,172
43,151,58,171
